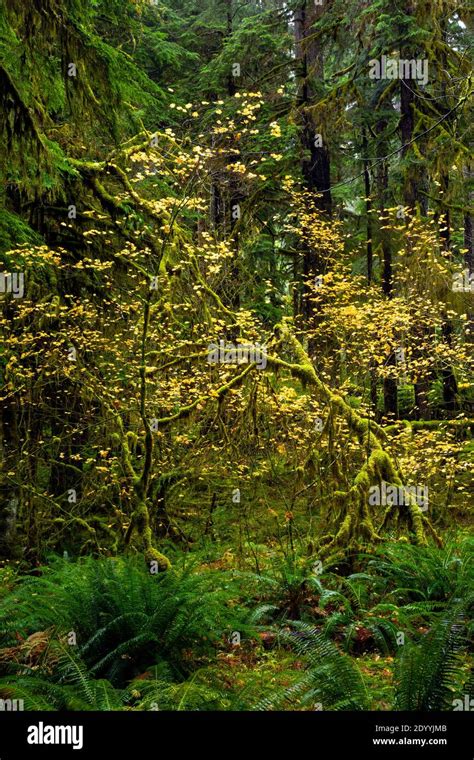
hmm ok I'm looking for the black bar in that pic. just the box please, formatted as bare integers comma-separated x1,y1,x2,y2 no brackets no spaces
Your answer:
0,711,472,758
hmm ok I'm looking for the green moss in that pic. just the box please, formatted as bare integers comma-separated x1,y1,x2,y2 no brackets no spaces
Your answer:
145,546,171,571
0,209,42,254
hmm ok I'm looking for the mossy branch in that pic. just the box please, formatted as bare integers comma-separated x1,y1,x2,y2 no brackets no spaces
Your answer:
265,321,439,555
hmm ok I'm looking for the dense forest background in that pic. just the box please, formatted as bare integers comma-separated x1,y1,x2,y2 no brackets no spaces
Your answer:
0,0,472,712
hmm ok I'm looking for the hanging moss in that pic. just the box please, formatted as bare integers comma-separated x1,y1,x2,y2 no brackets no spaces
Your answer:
0,209,42,254
265,321,439,553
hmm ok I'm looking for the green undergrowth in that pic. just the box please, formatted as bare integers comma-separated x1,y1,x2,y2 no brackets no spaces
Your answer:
0,536,472,711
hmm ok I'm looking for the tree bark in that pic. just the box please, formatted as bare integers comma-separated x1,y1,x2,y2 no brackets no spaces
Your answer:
294,1,331,339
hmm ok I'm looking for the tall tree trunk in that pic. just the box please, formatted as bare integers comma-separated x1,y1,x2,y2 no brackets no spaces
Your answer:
362,127,378,414
464,163,474,275
464,162,473,346
441,319,458,413
294,1,331,212
226,0,241,309
438,173,458,413
294,0,331,339
375,117,398,418
362,127,373,284
294,0,332,355
400,0,431,418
